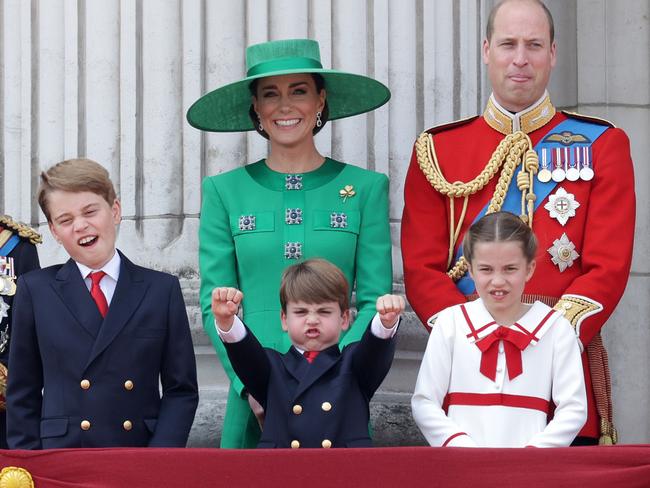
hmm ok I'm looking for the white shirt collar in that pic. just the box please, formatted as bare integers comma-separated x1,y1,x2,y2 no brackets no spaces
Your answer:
76,250,121,281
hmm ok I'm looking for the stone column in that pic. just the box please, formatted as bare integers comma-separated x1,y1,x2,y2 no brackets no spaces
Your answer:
576,0,650,444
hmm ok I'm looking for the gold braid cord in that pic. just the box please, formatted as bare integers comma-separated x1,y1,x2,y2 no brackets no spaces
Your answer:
0,215,42,245
553,295,616,444
415,130,538,281
0,362,6,411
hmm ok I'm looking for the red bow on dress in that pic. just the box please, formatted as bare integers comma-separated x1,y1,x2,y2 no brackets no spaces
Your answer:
475,326,532,381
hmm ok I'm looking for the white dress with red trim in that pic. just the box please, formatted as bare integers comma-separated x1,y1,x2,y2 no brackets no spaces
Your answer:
412,298,587,448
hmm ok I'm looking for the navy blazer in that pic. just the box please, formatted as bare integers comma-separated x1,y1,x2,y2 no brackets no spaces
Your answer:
224,322,397,448
6,251,198,449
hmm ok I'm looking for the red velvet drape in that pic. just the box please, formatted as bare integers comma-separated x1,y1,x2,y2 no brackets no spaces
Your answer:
1,446,649,487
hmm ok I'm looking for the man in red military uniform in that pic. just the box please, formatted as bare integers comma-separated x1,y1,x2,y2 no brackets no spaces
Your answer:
402,0,635,445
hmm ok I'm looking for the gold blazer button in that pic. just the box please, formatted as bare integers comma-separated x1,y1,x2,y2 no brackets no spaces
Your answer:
124,380,134,390
80,420,91,430
290,440,300,449
321,402,332,412
80,379,91,390
123,420,133,431
321,439,332,448
292,404,303,415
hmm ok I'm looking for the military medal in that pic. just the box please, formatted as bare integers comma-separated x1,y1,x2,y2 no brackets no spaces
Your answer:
0,297,9,355
0,297,9,321
537,148,552,183
577,146,594,181
0,276,16,296
544,187,580,226
0,257,16,296
551,147,566,182
0,324,8,355
566,148,580,181
548,233,579,272
0,256,14,277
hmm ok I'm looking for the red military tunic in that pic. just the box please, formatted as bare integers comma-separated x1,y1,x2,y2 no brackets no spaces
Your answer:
402,92,635,440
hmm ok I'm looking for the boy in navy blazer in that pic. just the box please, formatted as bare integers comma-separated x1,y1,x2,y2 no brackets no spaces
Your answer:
6,158,198,449
212,258,404,448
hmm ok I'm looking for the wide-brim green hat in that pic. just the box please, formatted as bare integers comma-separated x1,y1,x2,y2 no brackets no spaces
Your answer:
186,38,391,132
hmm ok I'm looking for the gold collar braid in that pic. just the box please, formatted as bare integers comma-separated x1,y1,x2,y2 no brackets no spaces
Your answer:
415,130,539,281
483,93,556,135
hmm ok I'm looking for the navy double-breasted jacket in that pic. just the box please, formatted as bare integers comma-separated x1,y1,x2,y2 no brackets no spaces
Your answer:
224,323,397,448
7,251,198,449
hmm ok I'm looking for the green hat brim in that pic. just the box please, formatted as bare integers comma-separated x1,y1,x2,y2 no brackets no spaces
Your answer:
186,68,390,132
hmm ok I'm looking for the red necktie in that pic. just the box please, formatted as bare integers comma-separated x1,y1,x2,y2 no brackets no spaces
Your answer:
475,326,532,381
89,271,109,318
304,350,319,364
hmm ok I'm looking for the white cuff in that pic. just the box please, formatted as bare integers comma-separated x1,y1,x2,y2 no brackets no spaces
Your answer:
216,315,247,343
370,312,399,339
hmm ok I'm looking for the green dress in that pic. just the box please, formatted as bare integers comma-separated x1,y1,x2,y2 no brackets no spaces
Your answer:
199,158,392,448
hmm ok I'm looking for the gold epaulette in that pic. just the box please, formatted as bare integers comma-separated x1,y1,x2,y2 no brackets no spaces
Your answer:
562,110,615,129
0,215,42,245
421,115,479,137
553,294,603,332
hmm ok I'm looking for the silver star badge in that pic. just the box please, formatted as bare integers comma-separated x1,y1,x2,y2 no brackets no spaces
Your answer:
544,187,580,226
0,296,9,320
548,233,580,272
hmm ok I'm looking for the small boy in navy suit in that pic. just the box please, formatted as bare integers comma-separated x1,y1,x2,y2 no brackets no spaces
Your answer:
7,158,198,449
212,258,404,448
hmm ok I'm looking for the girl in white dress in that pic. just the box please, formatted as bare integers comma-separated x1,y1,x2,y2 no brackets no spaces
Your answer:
412,211,587,447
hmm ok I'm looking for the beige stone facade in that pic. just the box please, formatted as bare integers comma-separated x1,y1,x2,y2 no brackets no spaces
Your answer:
1,0,648,445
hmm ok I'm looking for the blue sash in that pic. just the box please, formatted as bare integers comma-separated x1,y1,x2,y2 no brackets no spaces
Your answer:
455,118,608,294
0,234,20,256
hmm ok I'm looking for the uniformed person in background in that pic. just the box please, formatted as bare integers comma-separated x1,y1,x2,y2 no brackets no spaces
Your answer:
0,215,41,449
401,0,635,445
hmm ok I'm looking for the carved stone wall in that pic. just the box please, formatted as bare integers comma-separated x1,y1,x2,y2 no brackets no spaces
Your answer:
1,0,647,445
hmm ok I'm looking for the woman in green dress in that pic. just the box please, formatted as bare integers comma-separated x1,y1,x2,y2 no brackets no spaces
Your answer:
187,38,392,448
